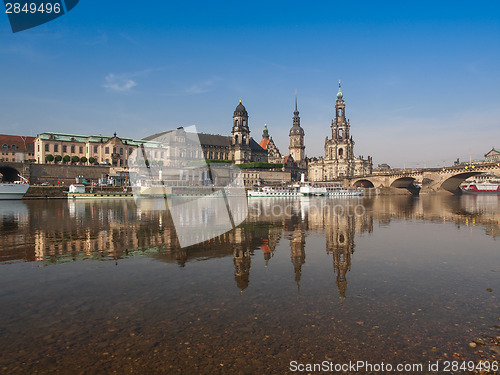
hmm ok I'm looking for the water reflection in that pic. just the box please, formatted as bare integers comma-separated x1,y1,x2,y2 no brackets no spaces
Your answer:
1,195,499,298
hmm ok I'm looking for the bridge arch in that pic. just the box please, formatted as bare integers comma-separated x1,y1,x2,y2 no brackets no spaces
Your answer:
352,179,374,188
0,165,22,182
440,172,483,193
390,176,416,189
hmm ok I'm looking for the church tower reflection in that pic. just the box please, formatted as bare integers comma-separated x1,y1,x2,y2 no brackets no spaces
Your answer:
231,227,252,293
325,215,355,301
233,244,251,293
288,222,306,290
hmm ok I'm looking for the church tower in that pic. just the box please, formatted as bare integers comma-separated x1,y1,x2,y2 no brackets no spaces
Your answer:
289,92,305,163
231,100,251,164
325,81,355,176
307,81,373,181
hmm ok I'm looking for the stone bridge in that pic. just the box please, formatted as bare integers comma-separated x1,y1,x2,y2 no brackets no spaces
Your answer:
343,162,500,194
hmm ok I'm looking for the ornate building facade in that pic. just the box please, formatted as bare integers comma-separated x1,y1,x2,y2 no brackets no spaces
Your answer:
34,132,148,167
308,83,372,181
230,100,267,164
258,124,282,164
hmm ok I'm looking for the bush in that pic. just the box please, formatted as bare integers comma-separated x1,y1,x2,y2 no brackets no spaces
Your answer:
80,156,88,164
237,162,283,169
45,154,54,163
54,155,62,163
206,159,232,164
71,156,80,164
63,155,71,164
89,157,96,165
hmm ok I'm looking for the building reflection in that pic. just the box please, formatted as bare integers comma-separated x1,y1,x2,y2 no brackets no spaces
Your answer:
287,219,306,291
1,195,499,298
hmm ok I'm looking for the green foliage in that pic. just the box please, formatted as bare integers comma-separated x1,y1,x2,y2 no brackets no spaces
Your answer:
88,157,96,164
149,160,164,167
45,154,54,163
71,156,80,163
80,156,88,163
63,155,71,163
206,159,232,164
54,155,62,163
237,162,283,169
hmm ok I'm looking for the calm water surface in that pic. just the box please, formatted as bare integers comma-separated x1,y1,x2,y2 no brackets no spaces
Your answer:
0,195,499,374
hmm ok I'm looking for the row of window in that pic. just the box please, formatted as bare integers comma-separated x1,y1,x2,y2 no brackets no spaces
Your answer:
1,152,16,156
2,144,17,150
41,143,134,156
38,143,232,161
0,158,15,162
204,151,229,160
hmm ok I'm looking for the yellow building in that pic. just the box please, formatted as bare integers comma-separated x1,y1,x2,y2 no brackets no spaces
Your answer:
34,132,151,167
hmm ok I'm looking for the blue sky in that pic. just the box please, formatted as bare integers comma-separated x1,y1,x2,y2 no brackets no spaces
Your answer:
1,1,499,167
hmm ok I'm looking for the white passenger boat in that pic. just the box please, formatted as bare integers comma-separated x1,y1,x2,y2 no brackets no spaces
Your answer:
326,185,363,197
248,184,362,198
299,184,327,196
247,186,301,197
0,176,29,200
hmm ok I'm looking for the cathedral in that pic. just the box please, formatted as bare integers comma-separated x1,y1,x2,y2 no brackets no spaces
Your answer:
144,85,373,183
308,82,372,181
144,98,305,176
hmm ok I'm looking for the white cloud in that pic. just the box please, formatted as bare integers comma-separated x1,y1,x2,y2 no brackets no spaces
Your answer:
184,78,218,95
103,73,137,93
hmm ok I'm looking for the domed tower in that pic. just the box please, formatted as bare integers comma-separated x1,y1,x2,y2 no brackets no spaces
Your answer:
231,100,251,164
289,92,305,163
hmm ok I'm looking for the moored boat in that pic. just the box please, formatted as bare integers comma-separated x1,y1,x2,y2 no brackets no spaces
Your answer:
247,183,363,198
0,182,29,200
460,181,500,194
299,184,327,196
247,185,300,197
326,185,363,197
67,183,134,199
0,175,29,200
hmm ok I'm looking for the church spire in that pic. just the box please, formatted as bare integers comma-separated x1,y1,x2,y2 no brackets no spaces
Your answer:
337,80,343,100
262,123,269,139
295,89,298,113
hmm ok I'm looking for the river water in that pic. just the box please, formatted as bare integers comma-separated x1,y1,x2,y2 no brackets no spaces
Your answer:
0,195,499,374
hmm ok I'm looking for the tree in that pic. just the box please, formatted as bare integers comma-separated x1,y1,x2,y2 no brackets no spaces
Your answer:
63,155,71,164
89,157,96,165
55,155,62,163
45,154,54,163
80,156,88,164
71,156,80,164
